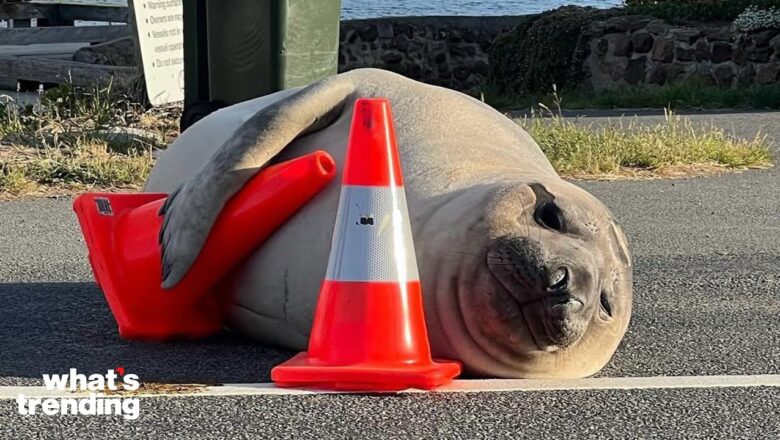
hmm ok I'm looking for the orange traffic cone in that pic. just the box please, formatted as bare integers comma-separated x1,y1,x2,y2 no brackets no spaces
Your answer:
271,98,461,391
73,151,336,340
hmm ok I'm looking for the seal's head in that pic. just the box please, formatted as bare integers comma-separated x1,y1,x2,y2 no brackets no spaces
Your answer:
424,178,633,378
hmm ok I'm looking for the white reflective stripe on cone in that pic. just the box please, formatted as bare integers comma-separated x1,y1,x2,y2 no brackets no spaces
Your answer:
325,185,420,283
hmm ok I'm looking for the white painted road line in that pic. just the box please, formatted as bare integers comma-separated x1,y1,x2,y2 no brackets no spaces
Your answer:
1,375,778,400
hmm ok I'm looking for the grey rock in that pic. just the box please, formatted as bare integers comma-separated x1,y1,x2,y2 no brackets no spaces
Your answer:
626,56,647,84
380,51,403,64
666,63,691,83
647,64,667,85
604,17,629,34
613,36,633,57
736,65,755,86
713,63,735,86
711,42,733,63
406,63,422,78
449,44,471,58
670,28,701,45
626,17,653,31
436,65,452,79
733,45,746,65
474,60,489,76
453,66,471,81
747,47,771,63
773,35,780,58
447,34,463,44
393,34,409,52
358,25,377,42
646,20,670,36
341,28,357,44
596,38,609,56
586,21,606,37
752,28,780,47
377,23,394,39
703,26,733,42
695,39,711,61
632,32,654,53
72,37,136,66
756,64,780,84
462,29,477,43
652,38,675,62
600,58,628,81
690,64,716,86
676,44,695,62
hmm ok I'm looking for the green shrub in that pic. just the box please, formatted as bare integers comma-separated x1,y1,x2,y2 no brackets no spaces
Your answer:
624,0,780,23
487,7,620,96
483,83,780,111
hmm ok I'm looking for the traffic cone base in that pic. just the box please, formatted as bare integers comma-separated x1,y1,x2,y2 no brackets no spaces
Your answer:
74,151,336,340
273,353,461,391
273,280,461,390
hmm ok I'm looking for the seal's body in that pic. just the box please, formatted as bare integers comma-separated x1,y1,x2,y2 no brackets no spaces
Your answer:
146,69,633,378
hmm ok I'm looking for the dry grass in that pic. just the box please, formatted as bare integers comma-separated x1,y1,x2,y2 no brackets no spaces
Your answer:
517,95,774,180
0,82,180,198
0,84,774,199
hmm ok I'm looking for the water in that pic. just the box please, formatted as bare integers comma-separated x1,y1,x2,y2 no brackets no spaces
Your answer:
341,0,623,19
19,1,625,28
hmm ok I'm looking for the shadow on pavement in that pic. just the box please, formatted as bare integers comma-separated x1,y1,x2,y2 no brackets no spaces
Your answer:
0,282,294,385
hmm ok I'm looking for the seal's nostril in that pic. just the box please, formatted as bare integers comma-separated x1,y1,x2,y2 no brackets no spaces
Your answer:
548,267,569,291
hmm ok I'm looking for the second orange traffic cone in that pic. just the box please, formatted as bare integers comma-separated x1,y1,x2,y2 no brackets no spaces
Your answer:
271,98,461,391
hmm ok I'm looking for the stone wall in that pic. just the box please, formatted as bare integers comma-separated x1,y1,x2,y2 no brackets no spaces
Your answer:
79,14,780,94
582,15,780,89
341,14,780,93
338,16,530,92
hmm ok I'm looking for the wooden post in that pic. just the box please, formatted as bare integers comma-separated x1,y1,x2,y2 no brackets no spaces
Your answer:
0,25,128,45
0,55,137,87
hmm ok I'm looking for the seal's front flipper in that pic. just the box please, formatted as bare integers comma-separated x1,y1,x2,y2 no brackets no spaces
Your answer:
159,76,355,290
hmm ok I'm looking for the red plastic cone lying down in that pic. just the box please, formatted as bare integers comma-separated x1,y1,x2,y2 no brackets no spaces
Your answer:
271,98,462,391
73,151,337,340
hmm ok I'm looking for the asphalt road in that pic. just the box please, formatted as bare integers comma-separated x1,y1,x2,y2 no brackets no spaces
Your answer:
1,111,779,438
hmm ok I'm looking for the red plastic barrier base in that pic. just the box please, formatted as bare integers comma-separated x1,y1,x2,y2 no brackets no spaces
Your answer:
75,192,226,340
73,151,336,341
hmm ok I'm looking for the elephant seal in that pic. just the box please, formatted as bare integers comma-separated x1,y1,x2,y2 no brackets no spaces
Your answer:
145,68,633,378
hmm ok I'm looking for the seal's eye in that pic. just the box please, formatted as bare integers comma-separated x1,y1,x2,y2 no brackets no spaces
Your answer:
600,291,613,319
535,202,564,232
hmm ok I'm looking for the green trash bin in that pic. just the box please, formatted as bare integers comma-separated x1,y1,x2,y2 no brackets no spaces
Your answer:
181,0,341,131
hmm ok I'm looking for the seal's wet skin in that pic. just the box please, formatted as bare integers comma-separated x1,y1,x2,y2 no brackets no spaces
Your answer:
144,68,633,378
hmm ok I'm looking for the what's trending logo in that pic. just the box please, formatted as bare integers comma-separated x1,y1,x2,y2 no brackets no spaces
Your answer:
16,368,141,420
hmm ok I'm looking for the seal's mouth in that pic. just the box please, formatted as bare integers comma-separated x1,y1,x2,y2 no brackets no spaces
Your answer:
491,268,566,352
486,248,588,352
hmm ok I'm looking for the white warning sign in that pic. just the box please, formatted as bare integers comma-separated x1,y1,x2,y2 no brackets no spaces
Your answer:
132,0,184,105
